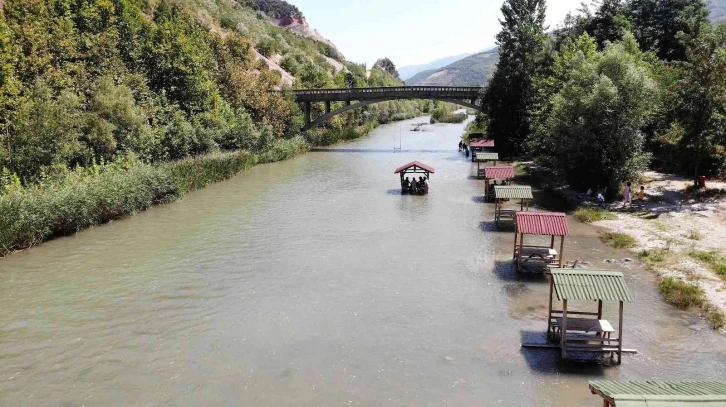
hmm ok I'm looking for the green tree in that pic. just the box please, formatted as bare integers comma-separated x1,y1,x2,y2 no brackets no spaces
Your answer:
587,0,630,48
670,24,726,180
483,0,549,158
531,33,658,195
373,58,400,80
628,0,710,61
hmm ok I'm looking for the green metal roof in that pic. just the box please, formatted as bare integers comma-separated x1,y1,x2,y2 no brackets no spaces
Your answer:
494,186,533,200
551,270,632,303
590,381,726,406
474,152,499,161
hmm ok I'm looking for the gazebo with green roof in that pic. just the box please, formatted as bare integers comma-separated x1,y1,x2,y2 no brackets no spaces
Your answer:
547,269,633,363
589,380,726,406
494,185,533,226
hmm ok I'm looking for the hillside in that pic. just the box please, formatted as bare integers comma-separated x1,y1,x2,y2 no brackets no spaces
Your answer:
709,0,726,21
398,52,475,81
405,49,499,86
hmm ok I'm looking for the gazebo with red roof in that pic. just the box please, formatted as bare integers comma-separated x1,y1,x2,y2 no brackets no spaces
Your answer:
395,161,435,195
483,166,515,200
513,212,570,270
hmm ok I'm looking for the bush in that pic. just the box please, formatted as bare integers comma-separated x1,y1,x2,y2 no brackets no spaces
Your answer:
601,232,637,248
705,305,726,330
574,207,617,223
257,136,309,163
639,249,669,265
658,277,705,309
431,113,467,124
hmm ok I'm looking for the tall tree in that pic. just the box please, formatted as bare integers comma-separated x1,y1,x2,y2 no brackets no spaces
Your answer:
671,24,726,181
628,0,710,61
587,0,630,48
483,0,549,158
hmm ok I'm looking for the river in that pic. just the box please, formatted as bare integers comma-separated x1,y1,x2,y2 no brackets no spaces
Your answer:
1,117,725,406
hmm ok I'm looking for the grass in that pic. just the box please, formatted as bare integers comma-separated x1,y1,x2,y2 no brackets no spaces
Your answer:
639,248,671,265
704,304,726,329
0,139,311,257
574,207,617,223
686,229,704,240
653,221,670,232
601,232,638,248
688,250,726,278
658,277,706,308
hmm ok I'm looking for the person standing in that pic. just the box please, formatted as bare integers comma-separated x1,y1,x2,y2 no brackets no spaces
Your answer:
623,182,632,206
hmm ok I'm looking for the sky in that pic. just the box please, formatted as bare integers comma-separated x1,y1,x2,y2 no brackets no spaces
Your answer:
291,0,585,68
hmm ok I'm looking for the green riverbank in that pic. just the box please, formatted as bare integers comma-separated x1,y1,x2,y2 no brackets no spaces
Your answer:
0,117,423,257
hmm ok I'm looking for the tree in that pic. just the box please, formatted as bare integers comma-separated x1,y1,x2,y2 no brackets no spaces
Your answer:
530,33,658,196
587,0,630,48
483,0,549,158
628,0,710,61
670,24,726,180
373,58,400,80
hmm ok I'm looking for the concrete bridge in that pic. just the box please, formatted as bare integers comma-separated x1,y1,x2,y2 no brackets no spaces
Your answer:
292,86,484,130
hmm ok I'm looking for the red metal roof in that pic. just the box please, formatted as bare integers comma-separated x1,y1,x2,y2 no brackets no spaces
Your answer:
394,161,435,174
469,139,495,148
483,166,514,180
515,212,570,236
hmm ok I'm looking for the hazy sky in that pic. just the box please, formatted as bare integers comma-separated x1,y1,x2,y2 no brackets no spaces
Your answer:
292,0,585,68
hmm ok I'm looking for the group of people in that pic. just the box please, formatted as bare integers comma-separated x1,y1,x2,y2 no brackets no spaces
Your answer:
487,180,509,195
586,182,646,206
458,141,470,158
402,176,429,195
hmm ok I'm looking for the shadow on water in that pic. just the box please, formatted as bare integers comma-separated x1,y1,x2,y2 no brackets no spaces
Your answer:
472,196,487,204
493,260,549,284
518,331,609,376
386,189,403,196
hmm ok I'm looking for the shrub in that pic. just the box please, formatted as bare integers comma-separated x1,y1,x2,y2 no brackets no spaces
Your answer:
257,136,309,163
574,207,617,223
601,232,637,248
639,249,669,264
705,305,726,330
658,277,705,308
689,250,726,277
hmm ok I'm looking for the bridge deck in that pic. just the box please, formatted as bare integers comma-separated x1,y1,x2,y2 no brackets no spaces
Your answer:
293,86,483,102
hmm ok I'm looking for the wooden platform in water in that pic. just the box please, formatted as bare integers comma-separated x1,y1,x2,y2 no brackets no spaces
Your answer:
521,343,638,354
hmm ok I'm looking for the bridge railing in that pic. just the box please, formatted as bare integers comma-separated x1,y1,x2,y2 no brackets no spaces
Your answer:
292,86,483,96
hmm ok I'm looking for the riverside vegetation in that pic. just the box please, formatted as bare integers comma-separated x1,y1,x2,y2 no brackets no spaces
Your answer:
0,0,431,255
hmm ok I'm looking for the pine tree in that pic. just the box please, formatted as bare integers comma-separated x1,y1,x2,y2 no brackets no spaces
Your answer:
587,0,630,48
483,0,549,158
628,0,709,61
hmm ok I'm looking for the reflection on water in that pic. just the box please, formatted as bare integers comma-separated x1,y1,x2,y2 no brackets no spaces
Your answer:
0,117,724,406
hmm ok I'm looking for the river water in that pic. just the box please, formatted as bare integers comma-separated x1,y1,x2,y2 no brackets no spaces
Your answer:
1,117,724,406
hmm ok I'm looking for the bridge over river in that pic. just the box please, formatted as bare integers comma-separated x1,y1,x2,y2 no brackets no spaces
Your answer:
291,86,483,130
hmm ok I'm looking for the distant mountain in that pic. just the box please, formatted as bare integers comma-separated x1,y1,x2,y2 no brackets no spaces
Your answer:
398,53,475,81
709,0,726,22
405,48,499,86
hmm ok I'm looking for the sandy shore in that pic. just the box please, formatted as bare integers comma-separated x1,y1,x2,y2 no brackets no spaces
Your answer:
588,171,726,320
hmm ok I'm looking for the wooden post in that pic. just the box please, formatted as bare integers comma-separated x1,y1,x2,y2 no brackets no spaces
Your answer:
517,233,524,270
561,299,568,359
512,229,518,259
617,301,624,364
550,235,555,249
547,277,554,340
597,300,603,319
559,236,565,268
520,199,524,211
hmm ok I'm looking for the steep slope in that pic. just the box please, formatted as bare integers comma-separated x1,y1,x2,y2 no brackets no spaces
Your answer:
405,49,499,86
398,52,475,81
708,0,726,22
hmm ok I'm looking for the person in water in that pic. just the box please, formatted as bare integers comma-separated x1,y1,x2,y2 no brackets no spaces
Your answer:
638,185,646,201
458,141,462,151
402,177,410,190
623,182,632,206
410,177,418,194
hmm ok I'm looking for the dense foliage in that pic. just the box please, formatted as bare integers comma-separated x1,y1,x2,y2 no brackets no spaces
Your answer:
483,0,726,189
247,0,303,19
483,0,549,158
373,58,400,80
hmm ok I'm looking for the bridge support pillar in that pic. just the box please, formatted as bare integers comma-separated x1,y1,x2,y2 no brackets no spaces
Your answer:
303,101,311,127
346,100,351,106
325,101,331,114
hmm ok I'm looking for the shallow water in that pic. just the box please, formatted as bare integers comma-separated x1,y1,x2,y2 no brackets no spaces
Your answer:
1,117,724,406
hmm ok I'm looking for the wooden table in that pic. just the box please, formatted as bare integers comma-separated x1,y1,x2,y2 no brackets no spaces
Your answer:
556,318,614,334
520,247,558,261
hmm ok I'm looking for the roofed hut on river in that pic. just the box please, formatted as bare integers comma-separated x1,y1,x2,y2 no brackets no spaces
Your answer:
546,270,632,363
513,212,569,271
473,152,499,167
469,138,495,156
484,166,514,200
589,380,726,406
395,161,434,195
494,185,533,226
